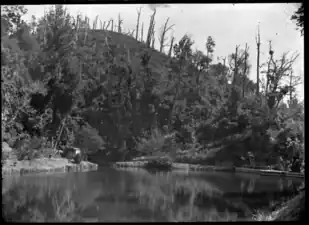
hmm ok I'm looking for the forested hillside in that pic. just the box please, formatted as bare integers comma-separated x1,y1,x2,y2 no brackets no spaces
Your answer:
1,5,304,171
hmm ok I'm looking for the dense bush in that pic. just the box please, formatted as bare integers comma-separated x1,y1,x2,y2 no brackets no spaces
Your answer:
145,156,173,171
1,5,303,169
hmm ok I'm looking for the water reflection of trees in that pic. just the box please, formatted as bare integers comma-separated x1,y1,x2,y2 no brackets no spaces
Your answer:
115,168,243,221
115,168,302,221
2,175,99,222
2,169,302,222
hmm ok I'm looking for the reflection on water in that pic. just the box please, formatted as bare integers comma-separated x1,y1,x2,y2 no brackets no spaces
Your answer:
2,167,302,222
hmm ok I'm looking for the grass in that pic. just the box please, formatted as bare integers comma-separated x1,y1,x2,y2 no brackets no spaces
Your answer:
252,189,305,221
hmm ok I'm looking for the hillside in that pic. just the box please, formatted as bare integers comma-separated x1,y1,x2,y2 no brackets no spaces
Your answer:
89,30,170,77
2,5,304,172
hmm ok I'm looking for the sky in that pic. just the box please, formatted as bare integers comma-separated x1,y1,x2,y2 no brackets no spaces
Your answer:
22,3,304,100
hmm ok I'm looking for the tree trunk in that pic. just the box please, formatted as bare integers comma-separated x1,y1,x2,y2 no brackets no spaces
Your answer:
256,24,261,95
136,7,142,40
168,36,174,57
242,43,248,98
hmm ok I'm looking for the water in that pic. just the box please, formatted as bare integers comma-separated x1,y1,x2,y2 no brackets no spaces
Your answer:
2,166,302,222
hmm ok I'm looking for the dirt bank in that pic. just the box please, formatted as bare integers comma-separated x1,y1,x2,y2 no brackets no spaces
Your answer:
2,157,98,176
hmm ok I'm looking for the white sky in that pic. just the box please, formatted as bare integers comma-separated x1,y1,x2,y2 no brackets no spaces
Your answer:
22,3,304,100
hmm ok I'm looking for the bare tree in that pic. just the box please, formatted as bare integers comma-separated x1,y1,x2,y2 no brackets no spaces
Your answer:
93,15,99,30
126,28,135,38
232,45,240,86
103,19,112,30
111,19,114,32
168,35,175,57
255,23,261,95
140,22,144,42
158,18,175,53
118,13,123,33
262,44,300,109
135,7,142,40
265,40,274,97
151,30,155,49
146,9,156,47
242,43,249,98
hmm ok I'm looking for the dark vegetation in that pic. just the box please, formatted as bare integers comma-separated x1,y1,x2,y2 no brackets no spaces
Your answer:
1,5,304,170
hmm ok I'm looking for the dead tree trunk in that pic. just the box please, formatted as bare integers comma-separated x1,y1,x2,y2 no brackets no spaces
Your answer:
146,9,156,47
93,15,98,30
168,36,174,57
158,18,175,53
118,13,123,33
141,22,144,42
104,20,111,30
136,7,142,40
151,30,155,49
256,23,261,95
111,19,114,32
265,40,274,96
232,45,240,86
242,43,249,98
289,70,293,103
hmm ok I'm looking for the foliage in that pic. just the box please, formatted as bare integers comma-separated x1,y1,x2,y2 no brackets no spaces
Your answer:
1,5,303,169
145,156,173,171
136,128,177,158
291,3,304,36
73,123,105,156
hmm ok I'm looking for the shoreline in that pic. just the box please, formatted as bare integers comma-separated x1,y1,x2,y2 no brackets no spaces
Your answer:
2,157,98,176
113,161,304,179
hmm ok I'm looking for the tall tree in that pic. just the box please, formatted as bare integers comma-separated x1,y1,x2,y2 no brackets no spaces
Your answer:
117,13,123,33
135,7,142,40
255,23,261,95
146,9,156,48
140,22,144,42
1,5,28,36
242,43,249,98
158,18,174,53
168,35,175,57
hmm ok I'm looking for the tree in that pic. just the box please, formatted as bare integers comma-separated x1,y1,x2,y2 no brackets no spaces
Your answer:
1,5,28,36
191,50,209,87
158,18,175,53
146,9,156,48
168,35,175,57
135,7,142,40
158,35,194,131
291,3,304,36
205,36,215,60
255,23,261,95
117,13,123,33
261,41,299,110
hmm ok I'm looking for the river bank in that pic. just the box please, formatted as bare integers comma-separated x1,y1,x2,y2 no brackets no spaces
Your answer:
2,157,98,176
253,189,305,221
113,161,304,178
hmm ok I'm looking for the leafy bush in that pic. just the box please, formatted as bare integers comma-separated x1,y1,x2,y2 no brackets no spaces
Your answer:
73,124,105,158
136,128,177,157
145,156,173,171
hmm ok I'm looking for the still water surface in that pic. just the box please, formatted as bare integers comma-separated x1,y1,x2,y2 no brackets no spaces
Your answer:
2,167,302,222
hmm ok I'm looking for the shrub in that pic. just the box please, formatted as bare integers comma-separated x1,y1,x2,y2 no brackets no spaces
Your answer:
145,156,173,171
136,127,178,158
73,124,105,158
